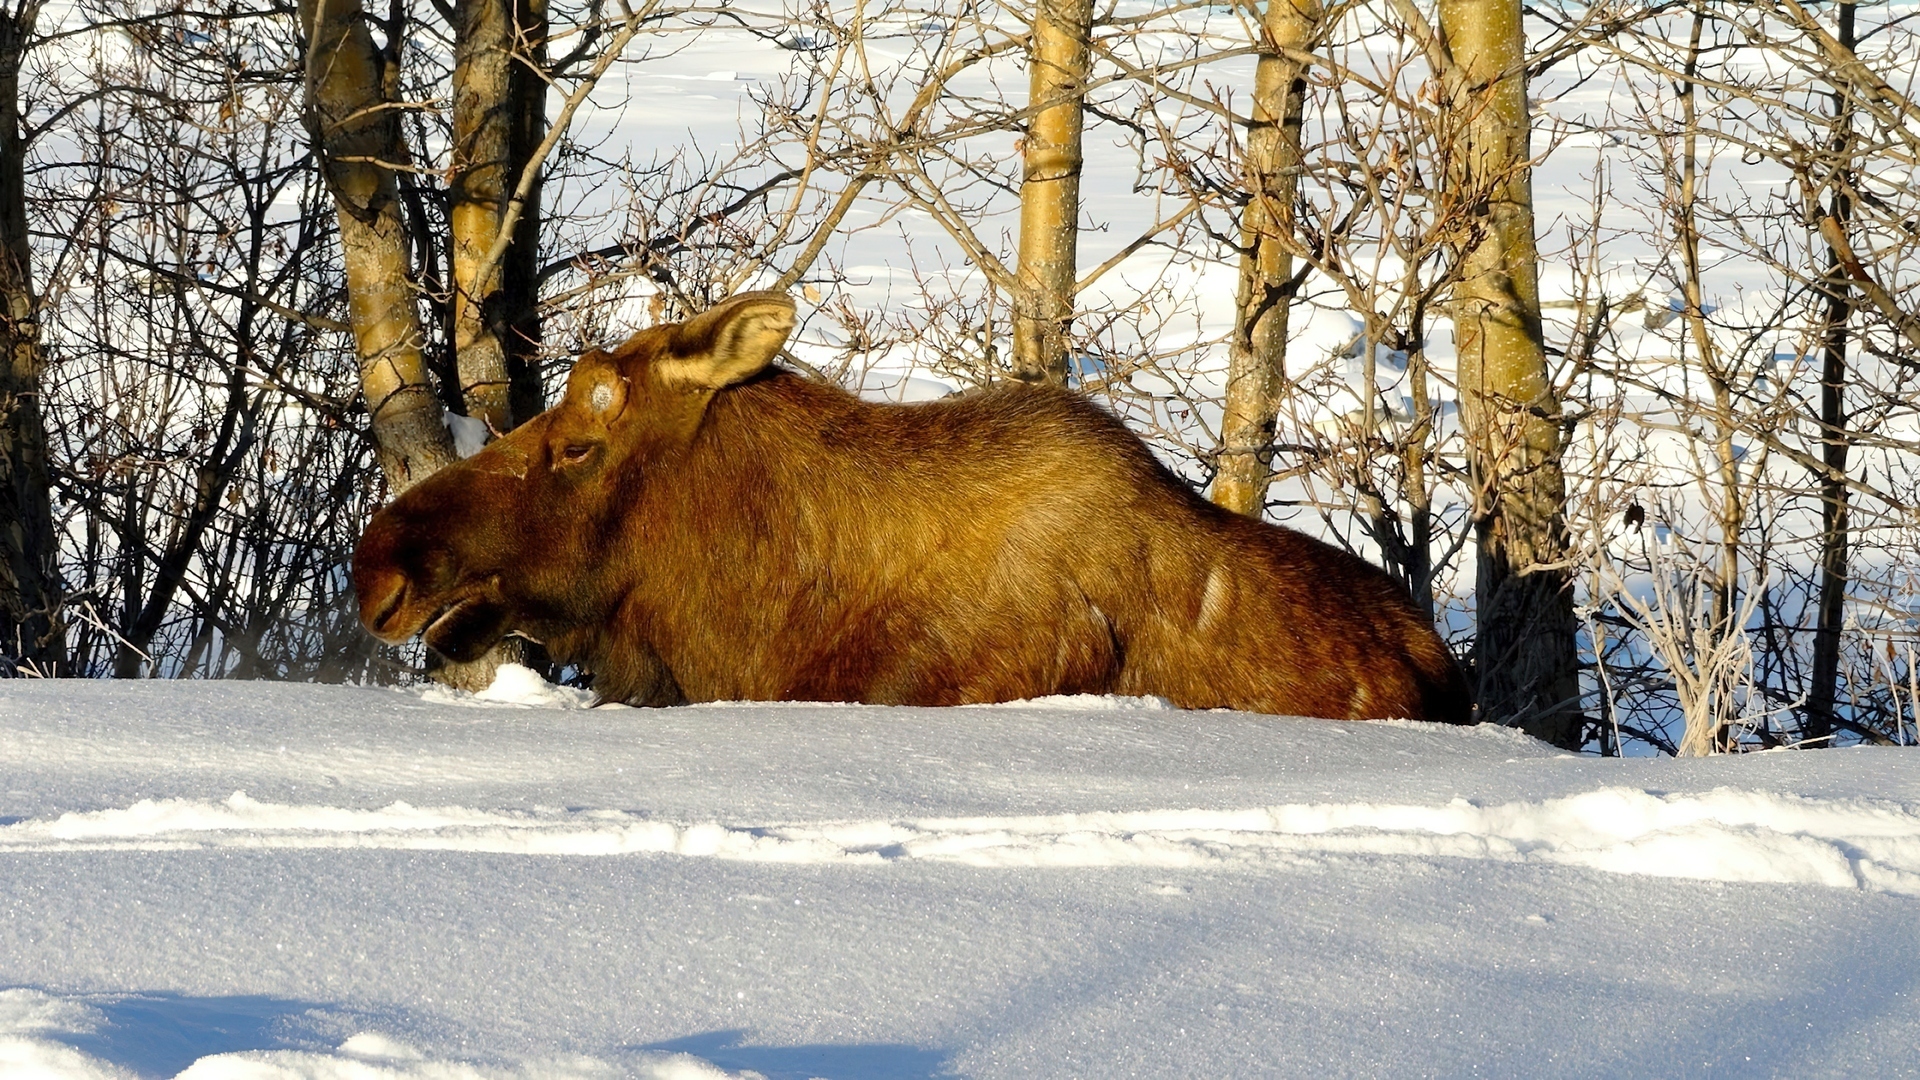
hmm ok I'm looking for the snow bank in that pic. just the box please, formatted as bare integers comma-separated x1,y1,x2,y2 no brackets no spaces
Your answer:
4,680,1917,1078
6,786,1917,894
172,1038,755,1080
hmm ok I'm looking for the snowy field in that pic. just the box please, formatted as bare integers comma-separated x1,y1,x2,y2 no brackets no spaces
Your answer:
2,676,1919,1078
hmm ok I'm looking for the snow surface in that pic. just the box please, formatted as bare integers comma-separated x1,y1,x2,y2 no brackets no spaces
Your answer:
2,676,1918,1077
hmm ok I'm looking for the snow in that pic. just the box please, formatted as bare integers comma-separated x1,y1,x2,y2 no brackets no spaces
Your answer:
444,415,494,461
3,679,1918,1077
420,665,598,711
12,780,1920,892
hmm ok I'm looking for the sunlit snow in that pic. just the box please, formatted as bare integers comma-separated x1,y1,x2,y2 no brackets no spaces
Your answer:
3,676,1917,1077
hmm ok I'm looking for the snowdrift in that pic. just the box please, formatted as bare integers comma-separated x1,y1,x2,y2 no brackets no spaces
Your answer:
2,677,1917,1077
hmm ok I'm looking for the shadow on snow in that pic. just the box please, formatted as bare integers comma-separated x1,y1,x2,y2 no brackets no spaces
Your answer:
52,989,352,1078
640,1028,957,1080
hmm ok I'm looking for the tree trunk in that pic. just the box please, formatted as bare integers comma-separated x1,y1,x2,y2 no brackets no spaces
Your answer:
1437,0,1580,745
1010,0,1090,386
0,2,63,676
1676,4,1745,752
1212,0,1318,516
450,0,548,433
300,0,457,493
1806,269,1850,746
1806,0,1858,748
112,363,259,677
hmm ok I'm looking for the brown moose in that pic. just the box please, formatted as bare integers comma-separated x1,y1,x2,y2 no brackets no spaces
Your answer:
354,291,1473,723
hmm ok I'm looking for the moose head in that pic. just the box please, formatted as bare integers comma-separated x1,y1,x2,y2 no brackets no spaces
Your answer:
353,291,795,673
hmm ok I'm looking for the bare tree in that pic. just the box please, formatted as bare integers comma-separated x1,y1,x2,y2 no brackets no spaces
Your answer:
0,0,63,674
18,0,392,680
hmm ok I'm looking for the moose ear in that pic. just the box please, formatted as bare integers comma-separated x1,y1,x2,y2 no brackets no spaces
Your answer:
659,292,796,391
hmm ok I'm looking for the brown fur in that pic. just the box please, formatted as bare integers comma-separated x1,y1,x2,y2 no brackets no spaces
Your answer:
354,292,1473,723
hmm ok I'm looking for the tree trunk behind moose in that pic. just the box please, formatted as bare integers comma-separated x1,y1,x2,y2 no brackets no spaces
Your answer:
1211,0,1319,516
299,0,457,492
0,1,64,675
1011,0,1090,386
1437,0,1580,746
451,0,549,433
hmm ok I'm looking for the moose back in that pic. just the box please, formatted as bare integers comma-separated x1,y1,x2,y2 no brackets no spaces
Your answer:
354,292,1473,723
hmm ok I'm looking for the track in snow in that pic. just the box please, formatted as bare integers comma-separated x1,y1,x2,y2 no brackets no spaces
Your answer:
6,786,1918,895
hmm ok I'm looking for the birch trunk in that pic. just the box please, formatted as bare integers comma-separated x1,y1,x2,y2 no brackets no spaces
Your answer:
450,0,548,432
300,0,457,492
1010,0,1090,385
1212,0,1318,515
1438,0,1580,746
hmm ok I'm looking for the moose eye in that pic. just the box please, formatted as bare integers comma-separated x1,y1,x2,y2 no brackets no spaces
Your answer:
559,444,596,465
